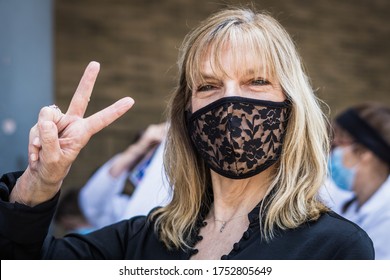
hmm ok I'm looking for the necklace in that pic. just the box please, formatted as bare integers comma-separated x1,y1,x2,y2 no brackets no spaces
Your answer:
214,214,247,233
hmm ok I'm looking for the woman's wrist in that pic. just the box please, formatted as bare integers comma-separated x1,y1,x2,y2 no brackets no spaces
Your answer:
10,168,62,207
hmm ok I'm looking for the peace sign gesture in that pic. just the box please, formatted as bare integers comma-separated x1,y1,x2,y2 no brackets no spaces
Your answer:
11,62,134,206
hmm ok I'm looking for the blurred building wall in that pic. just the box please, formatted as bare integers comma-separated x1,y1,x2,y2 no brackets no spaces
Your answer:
54,0,389,188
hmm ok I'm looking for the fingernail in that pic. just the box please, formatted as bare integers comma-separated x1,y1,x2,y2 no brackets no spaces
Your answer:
123,97,135,106
89,61,100,70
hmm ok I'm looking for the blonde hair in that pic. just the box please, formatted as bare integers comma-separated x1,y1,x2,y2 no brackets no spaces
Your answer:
152,7,330,249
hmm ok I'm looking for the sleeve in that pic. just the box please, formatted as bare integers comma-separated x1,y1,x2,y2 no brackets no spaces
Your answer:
42,215,149,259
0,172,153,260
79,156,131,228
0,172,59,260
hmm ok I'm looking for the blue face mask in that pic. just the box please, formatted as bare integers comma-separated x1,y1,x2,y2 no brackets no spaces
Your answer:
328,147,356,191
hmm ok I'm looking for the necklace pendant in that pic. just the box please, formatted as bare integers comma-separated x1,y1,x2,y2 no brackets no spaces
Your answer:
220,222,226,233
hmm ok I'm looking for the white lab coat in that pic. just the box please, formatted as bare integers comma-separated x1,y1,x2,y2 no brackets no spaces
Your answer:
79,142,171,229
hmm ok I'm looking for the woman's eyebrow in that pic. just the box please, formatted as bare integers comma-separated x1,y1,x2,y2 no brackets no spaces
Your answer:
198,72,219,81
197,67,269,81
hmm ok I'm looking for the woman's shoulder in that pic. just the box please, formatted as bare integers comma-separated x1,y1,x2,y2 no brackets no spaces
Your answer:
308,210,374,256
117,207,161,236
310,210,369,237
284,210,374,259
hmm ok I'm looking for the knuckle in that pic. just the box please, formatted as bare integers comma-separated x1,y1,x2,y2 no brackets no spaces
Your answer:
46,153,62,165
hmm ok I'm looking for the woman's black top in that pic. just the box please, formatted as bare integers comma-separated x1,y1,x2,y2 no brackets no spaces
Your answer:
0,172,374,260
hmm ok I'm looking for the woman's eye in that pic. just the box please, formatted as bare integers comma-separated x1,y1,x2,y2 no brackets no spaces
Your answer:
251,79,270,86
197,84,215,92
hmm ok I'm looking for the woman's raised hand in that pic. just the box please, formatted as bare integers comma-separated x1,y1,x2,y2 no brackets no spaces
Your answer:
10,61,134,206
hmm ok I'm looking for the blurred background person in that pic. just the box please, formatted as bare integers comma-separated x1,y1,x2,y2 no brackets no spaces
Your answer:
54,188,95,235
79,122,171,229
324,102,390,259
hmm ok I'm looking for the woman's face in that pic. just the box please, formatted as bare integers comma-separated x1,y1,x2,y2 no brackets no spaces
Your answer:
191,47,286,113
332,126,361,168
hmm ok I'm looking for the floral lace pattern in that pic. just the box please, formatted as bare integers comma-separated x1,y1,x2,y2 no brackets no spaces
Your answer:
188,97,290,179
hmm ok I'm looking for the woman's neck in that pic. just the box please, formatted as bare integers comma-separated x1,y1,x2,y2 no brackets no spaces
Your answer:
209,167,273,221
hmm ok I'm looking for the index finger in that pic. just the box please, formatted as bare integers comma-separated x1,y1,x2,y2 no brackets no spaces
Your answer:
66,61,100,117
85,97,135,136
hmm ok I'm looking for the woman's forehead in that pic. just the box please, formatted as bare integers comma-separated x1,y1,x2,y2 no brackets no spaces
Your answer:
196,43,273,80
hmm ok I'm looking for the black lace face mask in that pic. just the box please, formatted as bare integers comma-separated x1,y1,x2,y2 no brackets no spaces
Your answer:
188,96,291,179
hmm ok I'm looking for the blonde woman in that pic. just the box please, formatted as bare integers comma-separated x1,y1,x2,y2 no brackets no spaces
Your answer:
0,7,373,259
